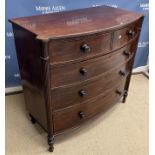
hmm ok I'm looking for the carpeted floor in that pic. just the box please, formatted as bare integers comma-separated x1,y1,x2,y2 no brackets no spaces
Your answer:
5,74,149,155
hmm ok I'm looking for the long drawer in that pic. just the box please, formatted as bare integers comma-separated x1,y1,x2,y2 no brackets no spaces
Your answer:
49,32,112,64
50,45,133,88
53,82,125,133
51,59,131,110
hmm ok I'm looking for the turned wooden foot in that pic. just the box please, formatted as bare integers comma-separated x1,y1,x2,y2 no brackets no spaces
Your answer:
48,146,54,152
48,135,54,152
122,90,128,103
29,114,36,124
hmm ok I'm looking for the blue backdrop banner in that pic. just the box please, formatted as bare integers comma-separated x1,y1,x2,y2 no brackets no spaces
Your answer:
5,0,149,87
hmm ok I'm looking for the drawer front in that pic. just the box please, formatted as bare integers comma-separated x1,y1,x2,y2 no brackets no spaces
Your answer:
50,45,133,88
52,60,131,110
49,32,111,64
53,82,125,133
113,22,140,50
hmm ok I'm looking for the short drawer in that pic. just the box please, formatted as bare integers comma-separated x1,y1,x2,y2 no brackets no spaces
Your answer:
50,45,133,88
49,32,112,64
51,60,131,110
53,82,125,133
113,22,140,50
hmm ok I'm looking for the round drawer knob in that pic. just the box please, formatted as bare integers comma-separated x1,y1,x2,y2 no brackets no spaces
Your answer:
80,67,87,75
119,70,127,77
79,111,85,119
123,50,132,57
116,89,123,96
79,90,87,97
80,44,90,52
128,30,135,38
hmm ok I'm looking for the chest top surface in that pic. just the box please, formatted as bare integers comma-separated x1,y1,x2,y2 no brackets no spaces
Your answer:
9,5,143,41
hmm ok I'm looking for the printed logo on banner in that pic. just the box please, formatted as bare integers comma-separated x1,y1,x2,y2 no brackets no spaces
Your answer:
5,1,149,87
35,5,66,14
92,4,101,7
138,41,149,48
139,3,149,10
5,55,11,60
14,73,20,78
6,32,14,38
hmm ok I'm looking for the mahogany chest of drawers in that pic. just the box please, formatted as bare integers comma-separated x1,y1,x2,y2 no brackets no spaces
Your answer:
9,6,144,152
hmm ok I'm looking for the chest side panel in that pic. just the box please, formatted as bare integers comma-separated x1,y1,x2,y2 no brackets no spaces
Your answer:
12,24,48,131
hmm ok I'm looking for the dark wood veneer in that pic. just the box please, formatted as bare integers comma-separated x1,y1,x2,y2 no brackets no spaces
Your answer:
113,22,139,50
50,45,133,88
52,59,131,110
53,82,125,133
9,6,143,40
9,5,144,152
49,32,112,64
